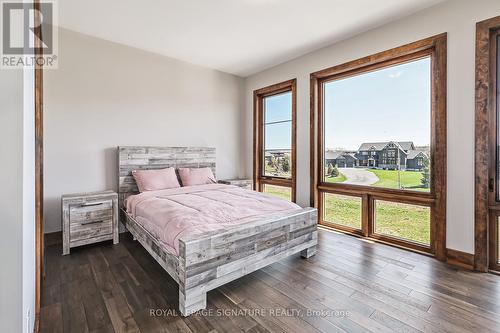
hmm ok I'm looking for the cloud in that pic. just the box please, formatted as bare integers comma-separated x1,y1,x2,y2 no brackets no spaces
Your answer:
389,71,403,79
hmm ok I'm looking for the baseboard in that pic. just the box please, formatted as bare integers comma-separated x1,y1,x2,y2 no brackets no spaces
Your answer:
446,248,474,270
44,231,62,246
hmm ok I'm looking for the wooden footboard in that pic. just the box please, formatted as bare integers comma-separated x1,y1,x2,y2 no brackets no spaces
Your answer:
122,207,317,316
177,207,318,315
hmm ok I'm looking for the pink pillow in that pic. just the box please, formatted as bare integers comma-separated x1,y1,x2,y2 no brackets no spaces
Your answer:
132,167,180,192
178,167,216,186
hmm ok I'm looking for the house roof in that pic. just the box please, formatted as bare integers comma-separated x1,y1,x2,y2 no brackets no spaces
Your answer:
398,142,415,151
325,151,357,160
406,150,428,159
357,141,414,152
325,151,345,160
345,152,357,159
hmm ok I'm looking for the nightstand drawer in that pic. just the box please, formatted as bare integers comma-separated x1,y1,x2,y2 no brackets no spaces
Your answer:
70,218,113,242
69,200,113,224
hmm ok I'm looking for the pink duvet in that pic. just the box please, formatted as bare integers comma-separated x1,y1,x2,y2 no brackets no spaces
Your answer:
126,184,301,255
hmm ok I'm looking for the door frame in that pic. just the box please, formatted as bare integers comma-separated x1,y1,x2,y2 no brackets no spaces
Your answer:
475,15,500,272
34,0,44,331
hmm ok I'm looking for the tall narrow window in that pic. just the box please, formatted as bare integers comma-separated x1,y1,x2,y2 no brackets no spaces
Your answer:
254,79,296,201
311,35,447,258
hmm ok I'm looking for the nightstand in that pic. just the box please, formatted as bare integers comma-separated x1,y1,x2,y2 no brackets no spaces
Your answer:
218,178,253,190
62,190,119,255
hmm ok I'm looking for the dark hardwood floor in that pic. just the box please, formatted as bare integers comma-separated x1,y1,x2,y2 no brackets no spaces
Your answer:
41,228,500,333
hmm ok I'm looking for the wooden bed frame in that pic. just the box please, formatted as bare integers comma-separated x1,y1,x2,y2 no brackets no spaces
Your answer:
118,146,318,316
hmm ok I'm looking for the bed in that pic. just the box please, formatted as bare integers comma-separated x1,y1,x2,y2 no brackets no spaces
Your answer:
118,146,318,316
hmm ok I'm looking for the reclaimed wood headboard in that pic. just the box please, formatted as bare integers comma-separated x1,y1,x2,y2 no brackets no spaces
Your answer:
117,146,216,208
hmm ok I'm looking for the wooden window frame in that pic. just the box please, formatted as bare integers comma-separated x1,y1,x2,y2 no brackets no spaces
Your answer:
320,190,365,234
311,34,447,260
475,16,500,272
253,79,297,202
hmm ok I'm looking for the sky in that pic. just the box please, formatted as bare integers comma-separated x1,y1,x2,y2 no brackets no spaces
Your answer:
263,57,431,151
264,91,292,150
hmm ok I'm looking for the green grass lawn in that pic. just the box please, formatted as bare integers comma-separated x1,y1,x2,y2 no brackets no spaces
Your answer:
368,169,429,192
323,194,361,229
323,194,430,245
263,185,292,201
262,167,430,245
374,201,430,245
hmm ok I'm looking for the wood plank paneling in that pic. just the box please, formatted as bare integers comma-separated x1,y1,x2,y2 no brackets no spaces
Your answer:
118,146,216,209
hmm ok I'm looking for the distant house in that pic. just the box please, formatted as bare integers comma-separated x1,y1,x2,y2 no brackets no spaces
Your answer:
406,150,428,170
356,141,412,170
326,141,428,171
325,151,357,168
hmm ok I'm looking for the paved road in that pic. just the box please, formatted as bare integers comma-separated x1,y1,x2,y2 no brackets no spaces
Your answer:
339,168,379,186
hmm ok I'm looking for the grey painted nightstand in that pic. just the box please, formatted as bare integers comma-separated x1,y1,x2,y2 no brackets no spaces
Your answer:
62,190,119,255
218,178,253,190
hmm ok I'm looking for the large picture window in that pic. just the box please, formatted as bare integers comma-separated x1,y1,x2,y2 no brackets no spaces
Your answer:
323,57,431,193
311,35,447,258
254,79,296,201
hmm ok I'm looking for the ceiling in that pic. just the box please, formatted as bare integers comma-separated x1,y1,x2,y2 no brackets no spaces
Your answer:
58,0,445,77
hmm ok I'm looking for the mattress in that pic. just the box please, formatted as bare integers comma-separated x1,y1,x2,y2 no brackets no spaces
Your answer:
126,184,301,255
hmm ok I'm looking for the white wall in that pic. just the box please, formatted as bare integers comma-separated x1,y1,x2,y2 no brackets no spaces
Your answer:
244,0,500,254
23,65,36,333
0,67,24,333
44,29,245,233
0,67,35,332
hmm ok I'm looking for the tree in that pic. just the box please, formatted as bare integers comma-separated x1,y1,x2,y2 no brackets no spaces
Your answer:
327,163,333,177
267,155,275,167
331,166,339,178
420,158,430,188
282,156,290,173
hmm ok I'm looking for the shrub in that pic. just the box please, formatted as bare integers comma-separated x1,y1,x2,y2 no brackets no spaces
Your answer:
420,158,430,188
282,156,290,173
327,163,333,177
331,166,339,177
